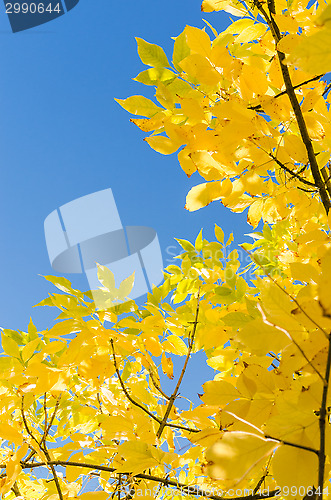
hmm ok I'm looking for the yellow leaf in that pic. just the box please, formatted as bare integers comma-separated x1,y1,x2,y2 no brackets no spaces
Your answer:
42,340,66,355
189,427,223,447
115,96,161,117
66,465,82,483
173,30,190,71
272,444,318,491
236,23,267,44
78,493,109,499
116,441,159,475
136,37,169,67
201,0,247,15
180,54,221,86
283,134,308,163
201,379,239,406
118,272,135,299
215,224,224,243
161,353,174,379
236,318,289,356
318,247,331,315
145,135,181,155
247,199,263,228
290,262,319,284
277,34,301,54
205,432,278,482
288,29,331,73
185,180,231,211
180,97,205,122
185,26,211,56
162,335,188,355
22,337,41,363
178,148,197,177
0,423,23,446
1,333,20,359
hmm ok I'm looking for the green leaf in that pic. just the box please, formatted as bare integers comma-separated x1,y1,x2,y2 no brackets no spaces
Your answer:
134,67,176,86
136,38,170,68
115,96,162,117
175,238,195,252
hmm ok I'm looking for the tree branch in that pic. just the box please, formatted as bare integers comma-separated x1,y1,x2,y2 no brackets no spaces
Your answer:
18,460,279,500
253,0,331,213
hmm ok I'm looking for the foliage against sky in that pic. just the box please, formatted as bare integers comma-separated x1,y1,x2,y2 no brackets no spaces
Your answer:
3,0,331,498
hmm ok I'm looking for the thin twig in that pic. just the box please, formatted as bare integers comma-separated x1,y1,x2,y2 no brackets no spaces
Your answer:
157,290,201,439
148,368,170,401
40,393,48,447
321,165,331,199
241,246,330,340
318,335,331,494
111,339,164,425
43,445,64,500
21,396,64,500
11,481,22,497
322,82,331,96
21,397,40,448
264,434,319,455
267,152,317,188
45,395,62,437
249,74,324,111
110,339,199,434
258,303,326,384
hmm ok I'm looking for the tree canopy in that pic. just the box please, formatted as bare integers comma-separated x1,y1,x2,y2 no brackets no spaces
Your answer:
2,0,331,498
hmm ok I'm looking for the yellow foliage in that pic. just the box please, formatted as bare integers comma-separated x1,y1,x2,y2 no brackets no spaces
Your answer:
5,0,331,497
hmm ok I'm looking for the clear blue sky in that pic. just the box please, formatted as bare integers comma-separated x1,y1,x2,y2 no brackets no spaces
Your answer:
0,0,252,332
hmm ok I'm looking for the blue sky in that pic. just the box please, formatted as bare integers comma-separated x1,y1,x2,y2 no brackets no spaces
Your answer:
0,0,252,332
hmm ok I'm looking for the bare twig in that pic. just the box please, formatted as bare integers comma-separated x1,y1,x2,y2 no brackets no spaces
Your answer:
264,434,319,455
44,395,62,437
249,74,324,111
110,339,199,434
148,368,171,401
157,290,201,439
318,336,331,494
